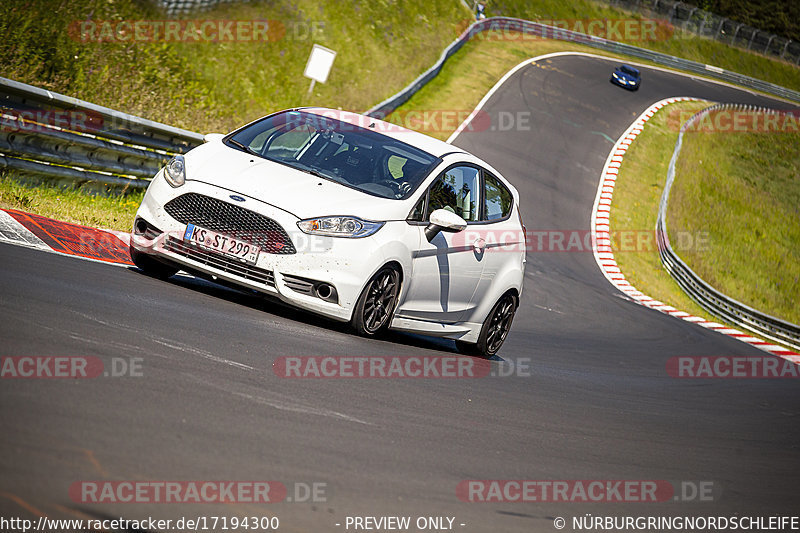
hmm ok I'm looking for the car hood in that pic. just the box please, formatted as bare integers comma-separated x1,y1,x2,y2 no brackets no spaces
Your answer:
615,71,638,81
184,141,412,221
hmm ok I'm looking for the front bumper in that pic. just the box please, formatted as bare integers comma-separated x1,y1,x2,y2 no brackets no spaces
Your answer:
610,76,640,89
131,172,391,322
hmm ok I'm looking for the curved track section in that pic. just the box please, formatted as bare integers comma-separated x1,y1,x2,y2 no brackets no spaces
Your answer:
1,53,799,532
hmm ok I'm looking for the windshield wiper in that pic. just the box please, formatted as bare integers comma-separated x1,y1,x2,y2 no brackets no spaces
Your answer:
302,167,330,180
293,163,339,181
227,138,260,157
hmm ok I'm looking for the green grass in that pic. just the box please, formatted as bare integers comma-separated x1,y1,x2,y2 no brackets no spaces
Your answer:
609,101,721,321
389,31,800,331
0,0,468,134
2,0,800,318
0,175,142,231
669,110,800,324
388,38,610,140
610,101,800,332
1,0,797,137
486,0,800,94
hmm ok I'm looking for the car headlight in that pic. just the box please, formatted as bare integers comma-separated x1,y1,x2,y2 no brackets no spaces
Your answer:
612,72,619,78
164,155,186,188
297,216,384,238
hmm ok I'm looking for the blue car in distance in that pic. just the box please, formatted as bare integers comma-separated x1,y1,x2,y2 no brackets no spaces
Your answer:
610,64,641,90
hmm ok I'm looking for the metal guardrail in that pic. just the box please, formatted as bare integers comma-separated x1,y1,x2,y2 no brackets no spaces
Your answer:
366,17,800,348
3,16,798,190
0,15,797,347
366,16,800,118
0,76,204,191
657,103,800,350
603,0,800,65
156,0,800,64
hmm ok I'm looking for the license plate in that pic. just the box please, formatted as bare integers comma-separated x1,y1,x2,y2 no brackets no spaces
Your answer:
183,223,260,264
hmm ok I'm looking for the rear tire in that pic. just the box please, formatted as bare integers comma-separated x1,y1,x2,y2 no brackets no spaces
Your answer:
130,245,178,279
351,266,401,337
458,292,518,357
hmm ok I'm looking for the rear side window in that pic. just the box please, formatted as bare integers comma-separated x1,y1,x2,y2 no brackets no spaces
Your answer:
484,173,513,221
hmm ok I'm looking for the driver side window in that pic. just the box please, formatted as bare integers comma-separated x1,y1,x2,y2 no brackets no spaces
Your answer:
426,166,481,222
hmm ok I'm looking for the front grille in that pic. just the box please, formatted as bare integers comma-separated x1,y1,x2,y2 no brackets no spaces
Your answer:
164,193,296,254
165,236,275,287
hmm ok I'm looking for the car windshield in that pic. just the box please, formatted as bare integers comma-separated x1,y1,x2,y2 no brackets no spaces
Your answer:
225,110,440,200
620,66,639,77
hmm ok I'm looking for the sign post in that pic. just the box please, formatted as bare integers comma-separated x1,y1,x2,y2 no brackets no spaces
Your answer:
303,44,337,95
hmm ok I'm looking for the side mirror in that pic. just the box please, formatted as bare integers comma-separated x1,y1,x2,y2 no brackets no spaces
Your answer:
203,133,225,143
425,209,467,242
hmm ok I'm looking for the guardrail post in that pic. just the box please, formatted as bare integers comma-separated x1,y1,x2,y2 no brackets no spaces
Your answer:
656,103,800,350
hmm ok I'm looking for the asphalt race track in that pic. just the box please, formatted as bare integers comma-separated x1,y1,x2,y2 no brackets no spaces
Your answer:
2,53,799,532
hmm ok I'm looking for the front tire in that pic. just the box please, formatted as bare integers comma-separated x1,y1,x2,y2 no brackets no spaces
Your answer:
351,266,401,337
130,245,179,279
458,292,518,357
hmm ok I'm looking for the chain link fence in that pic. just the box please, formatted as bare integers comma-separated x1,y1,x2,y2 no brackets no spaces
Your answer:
153,0,248,16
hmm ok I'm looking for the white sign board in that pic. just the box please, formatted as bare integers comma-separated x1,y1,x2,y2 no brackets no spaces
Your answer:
303,44,337,84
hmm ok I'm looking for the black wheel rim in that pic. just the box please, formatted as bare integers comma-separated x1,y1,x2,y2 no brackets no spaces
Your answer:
362,269,399,333
486,295,516,353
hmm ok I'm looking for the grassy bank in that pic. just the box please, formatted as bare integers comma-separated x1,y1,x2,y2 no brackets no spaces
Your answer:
0,0,467,134
0,175,143,231
669,110,800,324
2,0,799,310
394,34,800,329
609,101,719,321
387,38,610,141
1,0,798,138
611,101,800,329
486,0,800,93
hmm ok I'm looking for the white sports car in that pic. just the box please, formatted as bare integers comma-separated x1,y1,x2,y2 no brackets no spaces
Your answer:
131,108,525,356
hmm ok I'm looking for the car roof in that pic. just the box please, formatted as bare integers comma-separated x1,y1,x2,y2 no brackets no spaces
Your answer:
300,107,469,158
618,65,640,74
